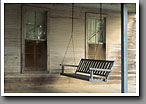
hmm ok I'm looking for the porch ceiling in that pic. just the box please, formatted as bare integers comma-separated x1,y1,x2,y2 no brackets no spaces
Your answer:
74,3,136,13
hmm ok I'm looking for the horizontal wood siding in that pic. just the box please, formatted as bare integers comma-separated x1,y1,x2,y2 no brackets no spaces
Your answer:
4,4,136,82
4,4,21,72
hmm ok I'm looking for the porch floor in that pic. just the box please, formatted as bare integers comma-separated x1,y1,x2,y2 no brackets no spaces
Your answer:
4,73,136,93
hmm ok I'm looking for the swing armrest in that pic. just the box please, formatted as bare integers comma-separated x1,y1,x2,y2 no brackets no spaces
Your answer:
60,64,78,74
60,64,78,67
89,68,111,72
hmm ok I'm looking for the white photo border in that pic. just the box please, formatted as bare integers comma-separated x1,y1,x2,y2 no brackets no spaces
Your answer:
1,0,139,96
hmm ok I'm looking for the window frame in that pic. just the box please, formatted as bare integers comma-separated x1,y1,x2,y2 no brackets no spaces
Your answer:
21,5,49,73
85,12,107,59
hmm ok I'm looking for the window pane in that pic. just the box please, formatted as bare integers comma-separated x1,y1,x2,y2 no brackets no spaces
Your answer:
88,18,96,43
36,12,46,39
26,11,35,39
88,18,105,43
96,19,104,43
26,24,35,39
26,11,35,25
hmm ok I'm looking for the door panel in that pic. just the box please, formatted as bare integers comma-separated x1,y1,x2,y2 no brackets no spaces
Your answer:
24,40,47,71
88,43,106,60
25,53,35,68
35,41,47,70
25,40,35,69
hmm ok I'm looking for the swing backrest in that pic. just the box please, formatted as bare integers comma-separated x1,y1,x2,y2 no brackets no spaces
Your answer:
76,59,114,77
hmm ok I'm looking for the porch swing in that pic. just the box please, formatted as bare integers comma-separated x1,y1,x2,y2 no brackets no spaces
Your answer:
60,3,115,82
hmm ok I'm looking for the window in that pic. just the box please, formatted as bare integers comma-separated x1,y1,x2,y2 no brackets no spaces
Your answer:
25,10,47,40
87,18,105,44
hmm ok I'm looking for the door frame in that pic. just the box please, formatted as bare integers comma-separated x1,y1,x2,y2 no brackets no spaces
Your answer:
21,5,49,73
85,12,107,59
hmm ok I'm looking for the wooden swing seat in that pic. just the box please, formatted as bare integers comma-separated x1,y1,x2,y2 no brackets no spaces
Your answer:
60,59,115,82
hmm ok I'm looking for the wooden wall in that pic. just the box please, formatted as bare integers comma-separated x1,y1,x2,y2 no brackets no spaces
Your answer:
128,14,136,77
4,4,136,78
47,5,85,73
4,4,21,73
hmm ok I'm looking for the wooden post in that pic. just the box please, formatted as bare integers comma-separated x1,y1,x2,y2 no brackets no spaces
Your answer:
121,3,128,93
